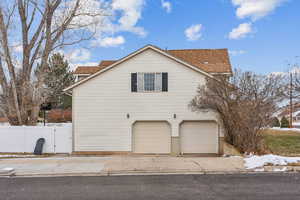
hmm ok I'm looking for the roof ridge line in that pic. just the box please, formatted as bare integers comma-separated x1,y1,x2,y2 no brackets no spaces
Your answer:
167,48,228,51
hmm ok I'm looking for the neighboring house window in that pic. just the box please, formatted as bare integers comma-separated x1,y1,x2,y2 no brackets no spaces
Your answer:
78,76,85,81
131,72,168,92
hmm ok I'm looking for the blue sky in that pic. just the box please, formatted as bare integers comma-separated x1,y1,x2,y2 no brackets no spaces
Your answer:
63,0,300,74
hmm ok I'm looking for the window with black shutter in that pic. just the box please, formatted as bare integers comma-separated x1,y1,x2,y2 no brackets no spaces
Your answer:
131,73,137,92
132,72,168,92
162,72,168,92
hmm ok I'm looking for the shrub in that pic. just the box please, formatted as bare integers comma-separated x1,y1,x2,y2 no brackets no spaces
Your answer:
280,116,290,128
272,117,280,127
190,70,285,154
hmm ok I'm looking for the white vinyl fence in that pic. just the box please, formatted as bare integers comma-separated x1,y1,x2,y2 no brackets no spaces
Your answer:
0,125,72,153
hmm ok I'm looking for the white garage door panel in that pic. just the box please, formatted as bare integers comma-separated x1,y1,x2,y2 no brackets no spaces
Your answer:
133,122,171,154
181,122,218,154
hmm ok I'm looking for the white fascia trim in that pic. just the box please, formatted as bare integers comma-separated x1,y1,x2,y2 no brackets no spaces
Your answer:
210,72,232,75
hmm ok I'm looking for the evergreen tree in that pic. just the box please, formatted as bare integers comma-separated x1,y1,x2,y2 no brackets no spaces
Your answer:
44,53,75,109
280,116,290,128
271,117,280,127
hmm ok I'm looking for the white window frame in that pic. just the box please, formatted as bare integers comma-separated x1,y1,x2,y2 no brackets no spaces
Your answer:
137,72,163,93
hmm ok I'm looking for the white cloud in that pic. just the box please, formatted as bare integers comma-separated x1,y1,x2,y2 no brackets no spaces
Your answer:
92,35,125,47
228,23,252,39
229,50,247,56
11,42,23,54
111,0,147,36
13,44,23,53
60,48,91,64
54,0,107,32
54,0,146,49
161,0,172,13
68,49,91,63
55,48,95,71
232,0,287,21
185,24,203,41
76,62,99,66
228,0,288,39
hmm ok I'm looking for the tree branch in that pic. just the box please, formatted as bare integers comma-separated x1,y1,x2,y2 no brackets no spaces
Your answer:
0,7,22,123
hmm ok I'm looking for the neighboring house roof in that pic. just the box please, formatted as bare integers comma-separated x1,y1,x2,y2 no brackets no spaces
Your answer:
73,60,117,75
73,66,102,75
99,60,117,67
65,45,232,92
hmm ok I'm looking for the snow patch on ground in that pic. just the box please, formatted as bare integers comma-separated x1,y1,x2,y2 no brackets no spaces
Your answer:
254,168,265,172
273,167,287,172
270,127,300,132
36,123,72,127
2,167,14,171
0,155,37,158
244,154,300,169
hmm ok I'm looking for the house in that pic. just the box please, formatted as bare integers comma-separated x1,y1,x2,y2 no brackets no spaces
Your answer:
277,103,300,127
65,45,232,155
73,60,116,82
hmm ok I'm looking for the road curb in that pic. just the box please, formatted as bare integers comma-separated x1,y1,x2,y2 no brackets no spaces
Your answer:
3,169,298,178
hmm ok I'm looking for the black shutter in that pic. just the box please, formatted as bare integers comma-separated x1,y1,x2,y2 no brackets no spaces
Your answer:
131,73,137,92
162,72,168,92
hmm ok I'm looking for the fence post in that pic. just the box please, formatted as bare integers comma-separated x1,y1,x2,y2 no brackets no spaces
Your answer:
53,127,56,154
23,127,26,153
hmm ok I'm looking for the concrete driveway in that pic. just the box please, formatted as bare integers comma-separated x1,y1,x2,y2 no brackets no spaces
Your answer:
0,156,245,176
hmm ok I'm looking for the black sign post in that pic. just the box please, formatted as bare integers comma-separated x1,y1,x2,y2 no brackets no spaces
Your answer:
40,103,52,126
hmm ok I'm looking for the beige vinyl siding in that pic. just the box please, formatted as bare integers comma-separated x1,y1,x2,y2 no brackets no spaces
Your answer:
180,121,218,154
73,48,222,151
133,121,171,153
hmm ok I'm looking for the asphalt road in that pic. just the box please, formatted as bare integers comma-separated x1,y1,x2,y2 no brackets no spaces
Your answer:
1,173,300,200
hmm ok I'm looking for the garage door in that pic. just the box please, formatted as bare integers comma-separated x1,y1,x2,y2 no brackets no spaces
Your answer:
133,121,171,154
180,121,218,154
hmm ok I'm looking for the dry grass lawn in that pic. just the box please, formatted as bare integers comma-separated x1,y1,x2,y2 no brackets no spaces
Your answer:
262,129,300,156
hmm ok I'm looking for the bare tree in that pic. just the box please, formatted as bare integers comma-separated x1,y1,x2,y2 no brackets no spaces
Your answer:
278,62,300,127
0,0,107,125
288,63,300,99
190,70,285,154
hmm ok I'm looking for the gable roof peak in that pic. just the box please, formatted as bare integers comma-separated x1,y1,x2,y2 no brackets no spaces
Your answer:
66,45,232,91
167,48,228,51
